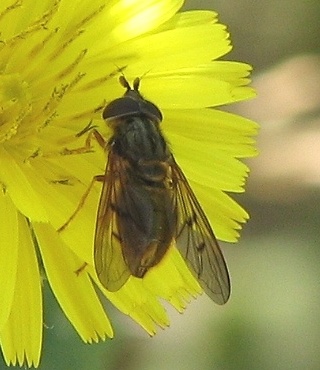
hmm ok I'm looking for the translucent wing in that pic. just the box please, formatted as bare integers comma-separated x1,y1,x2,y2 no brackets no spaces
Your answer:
94,150,131,291
171,157,231,304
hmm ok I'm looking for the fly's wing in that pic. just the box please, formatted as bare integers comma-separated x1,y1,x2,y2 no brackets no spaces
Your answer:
171,157,231,304
94,150,131,291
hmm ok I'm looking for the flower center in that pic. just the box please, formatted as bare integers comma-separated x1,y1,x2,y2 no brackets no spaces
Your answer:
0,73,30,143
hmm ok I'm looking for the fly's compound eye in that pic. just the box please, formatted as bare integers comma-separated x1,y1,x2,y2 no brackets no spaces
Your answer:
142,100,163,123
102,96,163,123
102,97,141,120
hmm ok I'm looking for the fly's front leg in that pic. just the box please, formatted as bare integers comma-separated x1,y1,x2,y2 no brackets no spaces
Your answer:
59,122,106,156
25,121,98,161
89,128,108,150
56,128,108,232
61,127,107,155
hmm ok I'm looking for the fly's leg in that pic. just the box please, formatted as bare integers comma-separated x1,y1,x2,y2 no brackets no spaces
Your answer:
27,122,105,161
75,262,88,276
61,124,107,155
57,128,108,232
50,123,106,156
57,174,105,232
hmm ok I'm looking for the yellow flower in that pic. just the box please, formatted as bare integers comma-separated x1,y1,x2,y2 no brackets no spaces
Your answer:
0,0,257,367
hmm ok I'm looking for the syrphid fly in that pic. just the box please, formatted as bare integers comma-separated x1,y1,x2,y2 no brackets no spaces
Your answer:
93,76,230,305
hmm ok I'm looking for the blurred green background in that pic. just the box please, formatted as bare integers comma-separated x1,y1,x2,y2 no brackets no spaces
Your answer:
3,0,320,369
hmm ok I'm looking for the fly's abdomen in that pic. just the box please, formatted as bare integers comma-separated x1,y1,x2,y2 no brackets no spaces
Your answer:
116,158,176,278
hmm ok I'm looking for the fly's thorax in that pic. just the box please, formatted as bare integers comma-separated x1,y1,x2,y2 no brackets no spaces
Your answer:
110,115,170,164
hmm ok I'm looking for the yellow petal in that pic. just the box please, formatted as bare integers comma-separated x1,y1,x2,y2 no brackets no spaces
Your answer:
92,246,202,334
107,16,231,77
34,222,113,342
192,182,250,242
0,146,48,221
104,0,184,44
96,276,170,335
0,191,18,329
0,215,42,368
144,247,202,312
164,109,258,153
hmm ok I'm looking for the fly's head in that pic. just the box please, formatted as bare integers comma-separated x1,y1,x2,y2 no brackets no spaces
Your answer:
102,76,163,128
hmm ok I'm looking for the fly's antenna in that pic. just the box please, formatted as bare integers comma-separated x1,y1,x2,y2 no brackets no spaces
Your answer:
133,77,140,91
116,67,153,92
139,69,152,80
111,63,131,91
135,69,152,90
119,75,131,91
